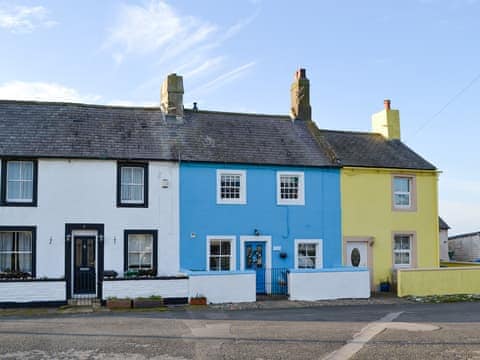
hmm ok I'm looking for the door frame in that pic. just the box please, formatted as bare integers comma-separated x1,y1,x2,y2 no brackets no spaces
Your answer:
65,223,104,300
240,236,272,294
343,236,374,291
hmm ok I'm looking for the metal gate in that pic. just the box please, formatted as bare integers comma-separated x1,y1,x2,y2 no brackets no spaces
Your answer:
260,268,288,296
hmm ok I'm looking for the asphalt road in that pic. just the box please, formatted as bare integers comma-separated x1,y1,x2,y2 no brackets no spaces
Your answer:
0,302,480,359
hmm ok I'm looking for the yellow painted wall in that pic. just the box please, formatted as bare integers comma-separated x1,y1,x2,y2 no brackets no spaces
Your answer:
341,167,439,290
398,267,480,297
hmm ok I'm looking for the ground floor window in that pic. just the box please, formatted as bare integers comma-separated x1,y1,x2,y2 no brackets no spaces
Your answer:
295,239,323,269
124,230,158,274
393,234,413,267
208,237,234,271
0,227,35,276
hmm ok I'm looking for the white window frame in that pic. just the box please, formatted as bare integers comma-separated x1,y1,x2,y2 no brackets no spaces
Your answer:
393,176,412,209
277,171,305,205
216,170,246,205
393,234,413,268
6,161,34,203
121,166,145,204
206,236,236,271
294,239,323,269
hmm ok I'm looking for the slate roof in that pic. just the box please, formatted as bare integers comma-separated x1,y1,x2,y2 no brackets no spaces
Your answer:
0,99,437,170
0,100,333,167
319,130,436,170
439,217,450,230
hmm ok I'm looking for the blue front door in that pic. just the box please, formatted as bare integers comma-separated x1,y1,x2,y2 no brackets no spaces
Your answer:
245,242,266,294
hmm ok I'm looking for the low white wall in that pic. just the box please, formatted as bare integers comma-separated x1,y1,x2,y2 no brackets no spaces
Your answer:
0,281,66,303
187,271,256,304
288,268,370,301
103,278,188,299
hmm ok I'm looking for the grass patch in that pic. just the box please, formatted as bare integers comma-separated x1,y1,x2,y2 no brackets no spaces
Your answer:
407,294,480,303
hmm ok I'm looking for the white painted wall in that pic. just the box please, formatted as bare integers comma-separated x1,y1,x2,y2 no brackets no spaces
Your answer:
288,269,370,301
0,159,180,278
103,279,188,299
439,229,449,261
0,281,66,303
449,233,480,262
188,273,256,304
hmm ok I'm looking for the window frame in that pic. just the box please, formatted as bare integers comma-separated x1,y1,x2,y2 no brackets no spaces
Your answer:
294,239,323,269
392,232,416,269
206,236,236,271
216,170,246,205
392,175,416,211
123,230,158,274
277,171,305,205
0,226,36,277
0,159,38,207
117,162,149,208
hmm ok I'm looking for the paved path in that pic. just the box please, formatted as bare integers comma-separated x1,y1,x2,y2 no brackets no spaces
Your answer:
0,302,480,359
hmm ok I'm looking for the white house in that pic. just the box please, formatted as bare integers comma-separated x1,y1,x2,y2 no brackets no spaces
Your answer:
439,216,450,261
449,231,480,262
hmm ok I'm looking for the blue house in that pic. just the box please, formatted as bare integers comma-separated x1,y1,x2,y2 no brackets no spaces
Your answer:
177,70,345,295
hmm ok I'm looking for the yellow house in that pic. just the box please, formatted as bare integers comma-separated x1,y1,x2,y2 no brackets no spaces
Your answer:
322,100,439,290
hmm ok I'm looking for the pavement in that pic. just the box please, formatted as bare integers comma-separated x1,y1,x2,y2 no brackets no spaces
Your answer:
0,297,480,359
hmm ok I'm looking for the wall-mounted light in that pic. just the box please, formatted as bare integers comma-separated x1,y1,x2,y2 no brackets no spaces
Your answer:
65,234,71,243
254,229,260,236
161,179,169,188
49,237,53,245
190,232,196,239
113,236,116,245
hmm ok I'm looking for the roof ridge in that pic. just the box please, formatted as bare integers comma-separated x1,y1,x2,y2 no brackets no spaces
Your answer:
0,99,161,111
319,128,383,136
186,108,291,119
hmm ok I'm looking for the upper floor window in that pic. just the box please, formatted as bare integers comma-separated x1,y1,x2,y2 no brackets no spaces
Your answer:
277,171,305,205
392,175,416,211
0,227,36,277
1,160,37,206
216,170,246,204
117,162,148,207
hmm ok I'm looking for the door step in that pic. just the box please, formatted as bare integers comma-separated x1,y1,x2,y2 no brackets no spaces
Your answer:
256,295,288,301
68,298,101,308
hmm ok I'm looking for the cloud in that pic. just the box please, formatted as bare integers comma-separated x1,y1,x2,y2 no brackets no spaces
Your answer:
191,61,256,94
0,81,100,103
105,1,216,63
0,5,57,33
107,0,258,99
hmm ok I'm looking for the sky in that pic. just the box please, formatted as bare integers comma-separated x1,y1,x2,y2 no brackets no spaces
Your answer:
0,0,479,234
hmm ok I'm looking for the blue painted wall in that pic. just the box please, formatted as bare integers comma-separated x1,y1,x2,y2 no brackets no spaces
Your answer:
179,162,342,270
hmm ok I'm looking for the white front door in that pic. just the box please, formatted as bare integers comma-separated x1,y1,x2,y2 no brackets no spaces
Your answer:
346,242,368,267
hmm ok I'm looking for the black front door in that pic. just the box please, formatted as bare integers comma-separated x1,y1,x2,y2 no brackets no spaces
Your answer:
73,236,96,294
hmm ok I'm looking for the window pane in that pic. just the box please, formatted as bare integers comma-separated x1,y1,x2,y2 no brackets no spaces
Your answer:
221,241,231,255
209,256,219,271
220,174,241,200
6,181,21,200
18,253,32,273
394,178,410,192
0,232,14,251
132,168,144,184
140,253,152,267
280,175,299,199
7,162,21,180
395,194,410,206
0,254,11,272
17,232,32,251
210,242,220,255
128,253,140,268
220,257,230,270
22,162,33,180
121,167,132,184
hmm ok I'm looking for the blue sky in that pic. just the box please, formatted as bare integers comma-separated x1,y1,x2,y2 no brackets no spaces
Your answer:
0,0,479,234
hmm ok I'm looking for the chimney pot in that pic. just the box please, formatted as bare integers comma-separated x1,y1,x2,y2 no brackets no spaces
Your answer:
193,102,198,112
384,99,391,110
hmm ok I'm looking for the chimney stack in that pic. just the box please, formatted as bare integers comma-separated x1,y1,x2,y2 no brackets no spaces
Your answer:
290,68,312,122
372,99,401,140
161,73,184,118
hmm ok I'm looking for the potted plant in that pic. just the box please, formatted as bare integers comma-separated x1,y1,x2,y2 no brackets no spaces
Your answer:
189,294,207,305
380,278,391,292
132,295,164,308
106,297,132,309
